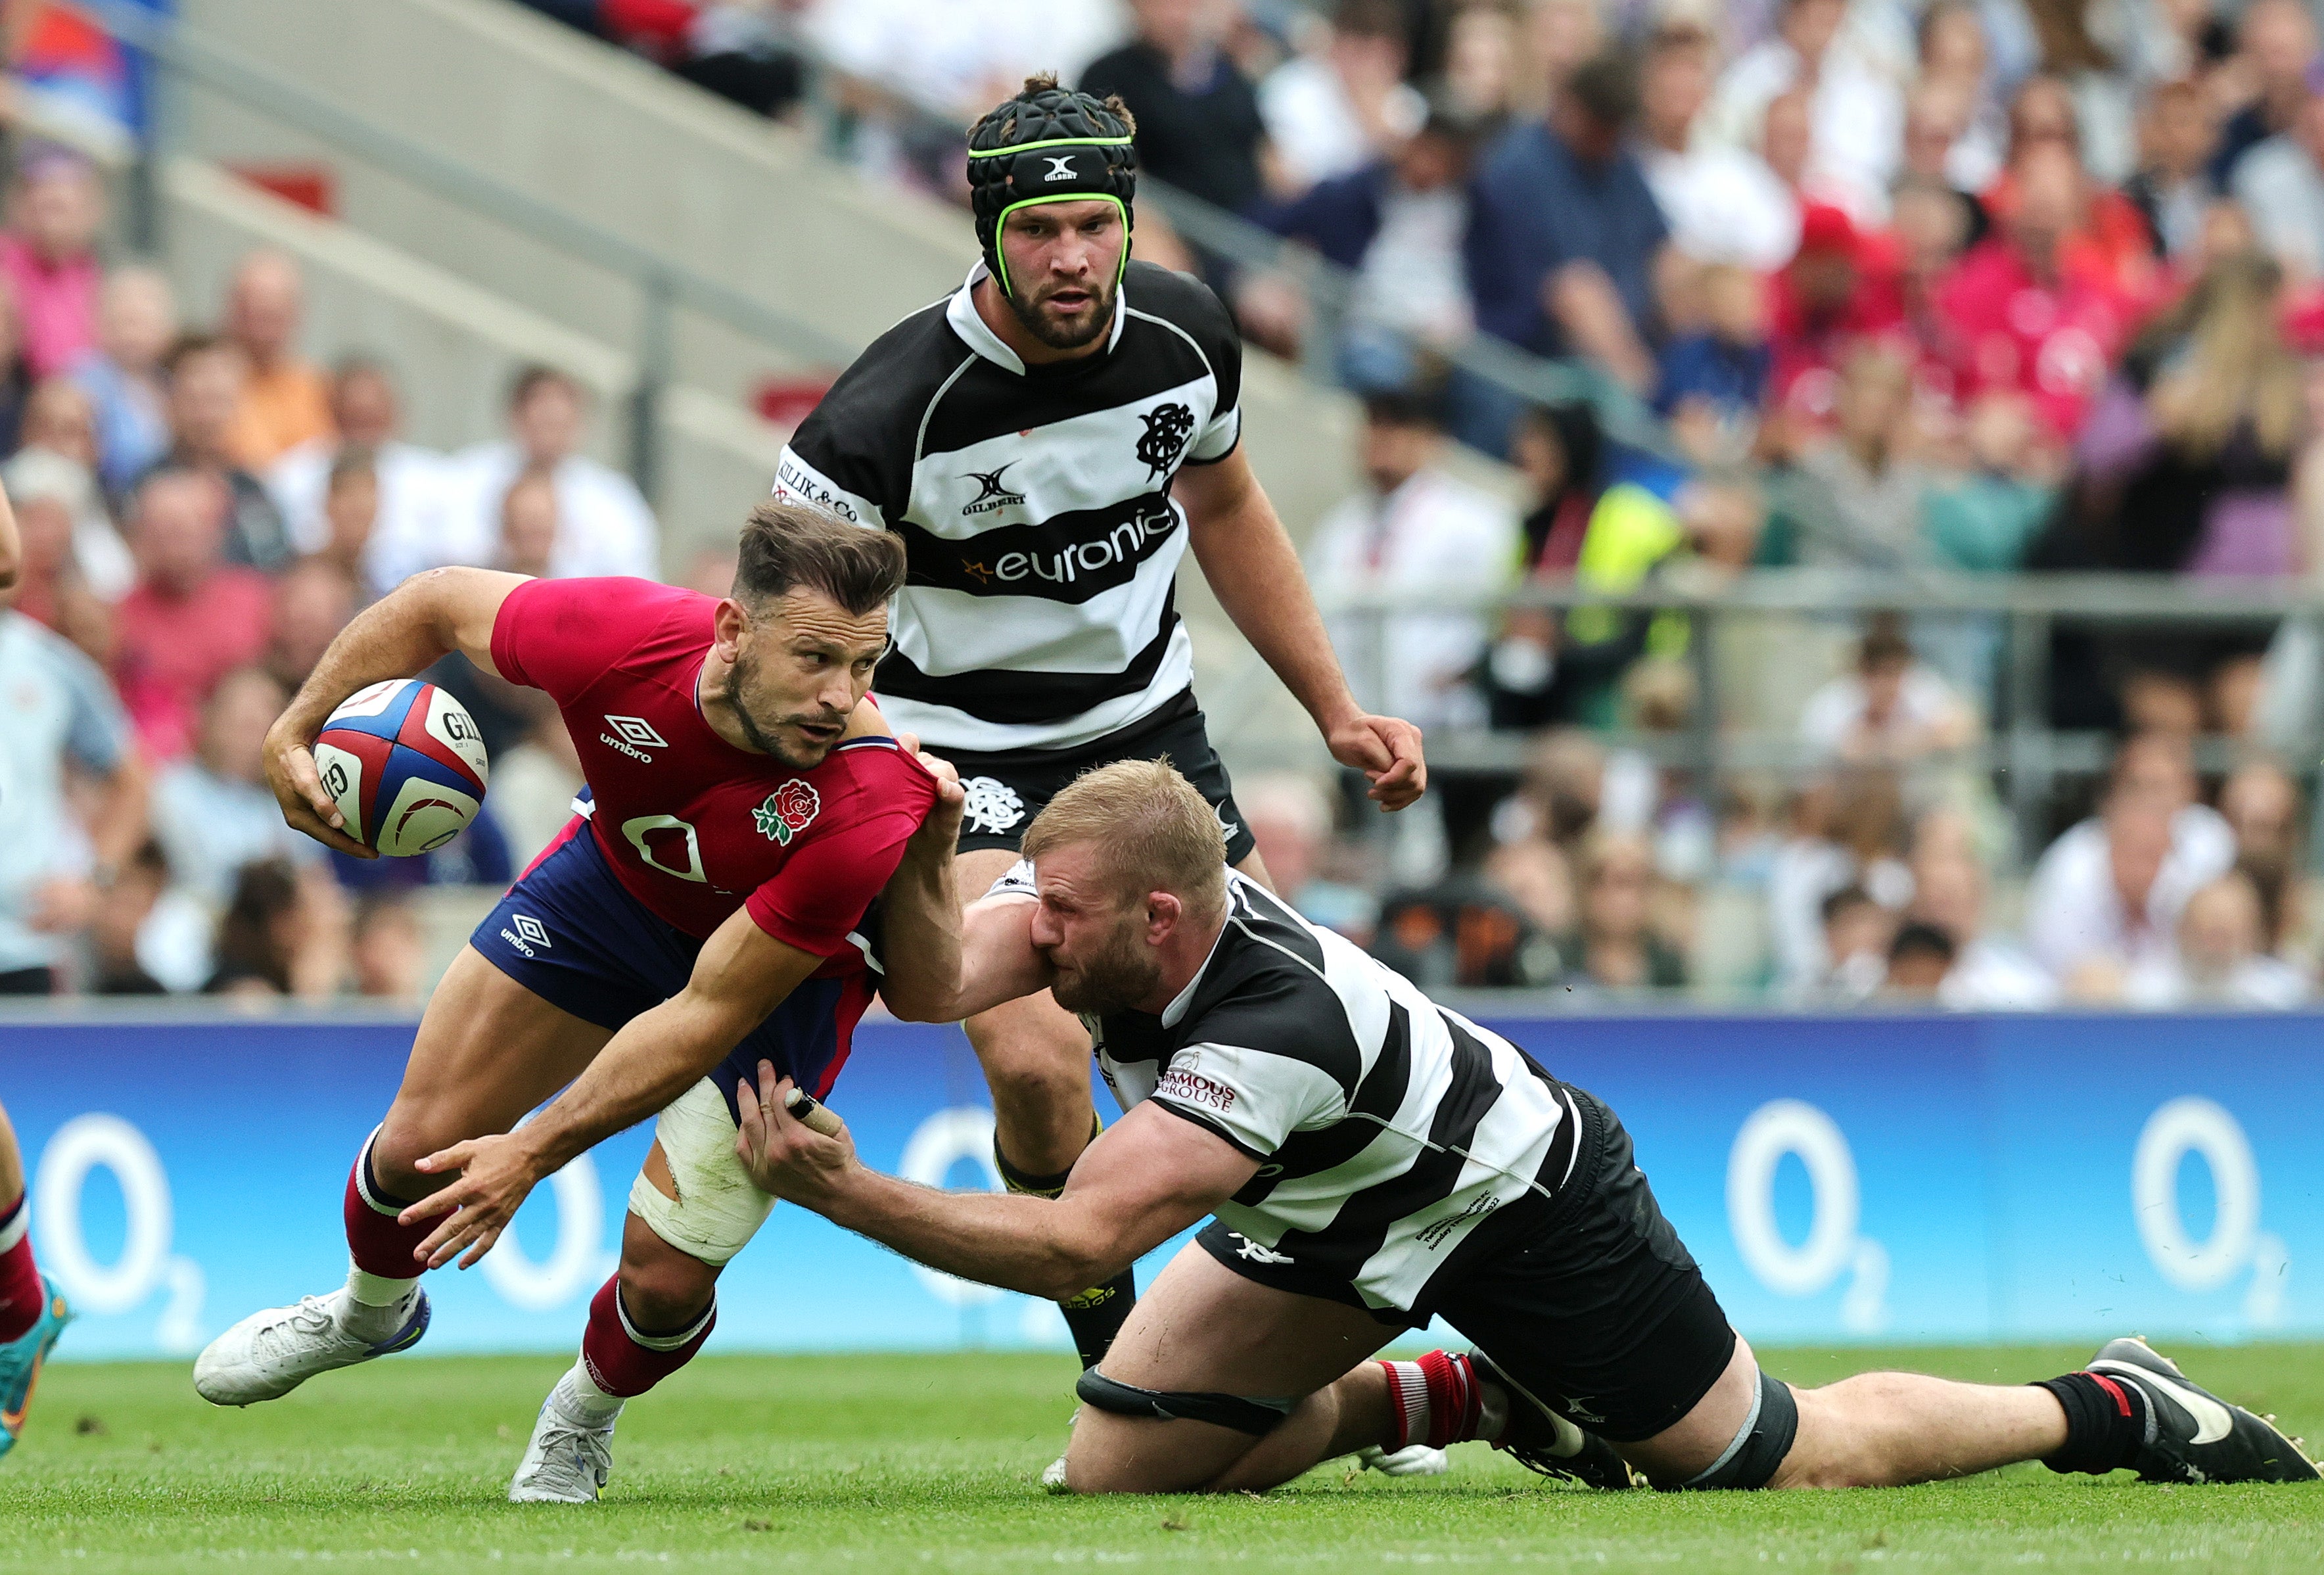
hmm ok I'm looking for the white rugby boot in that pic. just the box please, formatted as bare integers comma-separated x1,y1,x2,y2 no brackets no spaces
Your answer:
1356,1444,1452,1476
509,1375,622,1503
193,1287,430,1406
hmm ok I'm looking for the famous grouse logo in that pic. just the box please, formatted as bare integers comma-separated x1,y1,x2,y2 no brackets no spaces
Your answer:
960,461,1027,517
1136,402,1196,479
753,780,821,845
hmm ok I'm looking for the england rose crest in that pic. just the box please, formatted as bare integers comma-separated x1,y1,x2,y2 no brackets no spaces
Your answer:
753,780,821,845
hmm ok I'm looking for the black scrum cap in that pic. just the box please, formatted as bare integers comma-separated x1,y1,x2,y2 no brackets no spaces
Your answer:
967,82,1137,295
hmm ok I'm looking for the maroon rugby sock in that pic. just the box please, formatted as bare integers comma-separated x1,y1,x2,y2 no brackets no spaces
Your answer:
342,1130,433,1281
0,1193,43,1342
579,1275,716,1398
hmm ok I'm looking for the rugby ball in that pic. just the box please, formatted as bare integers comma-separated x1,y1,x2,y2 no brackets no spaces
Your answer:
314,678,490,856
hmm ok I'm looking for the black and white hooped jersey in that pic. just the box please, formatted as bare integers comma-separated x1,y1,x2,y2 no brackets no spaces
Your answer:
772,260,1242,755
986,864,1579,1314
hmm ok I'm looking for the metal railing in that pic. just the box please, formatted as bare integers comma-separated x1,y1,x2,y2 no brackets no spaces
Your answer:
73,0,861,504
1307,569,2324,866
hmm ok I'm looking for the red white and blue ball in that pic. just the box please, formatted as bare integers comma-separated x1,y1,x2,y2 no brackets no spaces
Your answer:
314,679,490,857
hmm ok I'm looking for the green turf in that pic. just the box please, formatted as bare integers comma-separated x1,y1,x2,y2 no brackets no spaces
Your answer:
3,1346,2321,1572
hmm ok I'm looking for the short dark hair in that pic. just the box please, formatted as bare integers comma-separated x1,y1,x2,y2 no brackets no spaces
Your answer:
162,332,230,380
1888,921,1957,967
1566,52,1640,128
1362,388,1443,430
735,500,906,617
507,363,579,411
1819,883,1878,926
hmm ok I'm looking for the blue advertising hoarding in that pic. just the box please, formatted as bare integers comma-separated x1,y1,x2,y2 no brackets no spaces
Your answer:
2,1010,2316,1361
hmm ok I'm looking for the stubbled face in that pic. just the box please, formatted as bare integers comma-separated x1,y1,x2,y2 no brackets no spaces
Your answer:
1027,841,1165,1015
720,586,889,770
998,199,1125,352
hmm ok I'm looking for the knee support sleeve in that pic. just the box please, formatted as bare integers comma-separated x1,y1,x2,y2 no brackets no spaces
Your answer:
1075,1369,1297,1436
628,1079,776,1267
1675,1367,1799,1490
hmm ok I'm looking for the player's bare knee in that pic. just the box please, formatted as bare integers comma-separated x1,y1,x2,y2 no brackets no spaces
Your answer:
370,1105,468,1197
616,1239,716,1332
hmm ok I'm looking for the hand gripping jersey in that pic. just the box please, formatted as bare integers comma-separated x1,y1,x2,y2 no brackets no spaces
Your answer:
489,576,937,954
772,259,1243,755
988,865,1578,1315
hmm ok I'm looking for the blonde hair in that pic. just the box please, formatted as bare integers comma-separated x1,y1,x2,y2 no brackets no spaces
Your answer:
1023,759,1228,916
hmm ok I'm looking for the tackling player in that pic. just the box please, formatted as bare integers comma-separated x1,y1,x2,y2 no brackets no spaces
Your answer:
193,502,937,1504
0,492,74,1461
738,759,2319,1497
773,75,1426,1366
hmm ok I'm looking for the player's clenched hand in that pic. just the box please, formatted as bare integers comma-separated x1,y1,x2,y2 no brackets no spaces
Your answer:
1326,713,1428,811
263,718,376,859
399,1133,546,1269
896,734,966,848
733,1062,857,1206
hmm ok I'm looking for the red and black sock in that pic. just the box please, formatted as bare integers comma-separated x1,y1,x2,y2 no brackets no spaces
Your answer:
342,1129,432,1282
1376,1350,1485,1450
579,1276,716,1399
0,1192,42,1344
2034,1371,2150,1474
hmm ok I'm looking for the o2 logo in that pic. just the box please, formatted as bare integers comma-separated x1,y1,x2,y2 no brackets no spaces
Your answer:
898,1108,1066,1346
2131,1097,2289,1327
1725,1099,1888,1334
33,1114,206,1352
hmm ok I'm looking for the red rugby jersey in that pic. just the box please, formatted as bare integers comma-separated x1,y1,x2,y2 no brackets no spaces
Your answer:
490,577,935,952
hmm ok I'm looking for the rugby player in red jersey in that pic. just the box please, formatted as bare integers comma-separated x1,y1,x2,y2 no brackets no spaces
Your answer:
193,501,938,1501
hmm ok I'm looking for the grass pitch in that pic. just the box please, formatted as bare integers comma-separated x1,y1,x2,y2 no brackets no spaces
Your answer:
3,1345,2321,1572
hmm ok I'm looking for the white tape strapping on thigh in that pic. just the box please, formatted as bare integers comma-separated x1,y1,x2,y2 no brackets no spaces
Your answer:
628,1079,776,1267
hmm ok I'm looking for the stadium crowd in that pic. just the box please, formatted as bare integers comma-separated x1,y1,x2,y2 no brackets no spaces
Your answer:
11,0,2324,1008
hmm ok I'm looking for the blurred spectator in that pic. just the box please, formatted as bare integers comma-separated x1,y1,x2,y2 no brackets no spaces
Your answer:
307,448,380,596
70,264,176,499
1936,142,2131,438
1799,616,1980,766
1309,390,1517,734
151,334,293,571
1702,0,1902,225
0,149,103,379
0,291,39,458
2219,757,2305,955
1654,264,1757,462
1081,0,1269,217
2124,870,2312,1008
1370,867,1560,989
672,1,808,119
1791,339,1931,566
1482,835,1575,942
1636,23,1799,270
265,557,358,695
1438,1,1518,130
1922,392,2058,571
111,468,275,761
1913,0,2006,194
2023,731,2236,985
11,381,132,594
2125,78,2220,266
1811,883,1895,1001
1259,0,1424,192
1559,830,1687,992
2212,0,2319,187
267,358,452,597
1466,51,1667,397
1238,769,1376,938
442,366,656,580
205,858,348,1000
487,703,585,872
350,892,427,1002
2235,64,2324,282
1763,204,1905,433
1882,921,1957,999
494,467,561,577
85,839,170,996
1266,104,1481,388
221,250,335,470
1769,766,1911,988
1908,807,2057,1008
148,667,317,910
0,563,149,995
2,448,113,659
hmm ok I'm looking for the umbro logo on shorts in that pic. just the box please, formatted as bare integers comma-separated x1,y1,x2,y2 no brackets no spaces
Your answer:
501,913,551,958
601,715,668,762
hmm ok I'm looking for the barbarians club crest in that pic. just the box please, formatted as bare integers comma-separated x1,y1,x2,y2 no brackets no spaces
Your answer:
753,780,820,845
1136,401,1196,479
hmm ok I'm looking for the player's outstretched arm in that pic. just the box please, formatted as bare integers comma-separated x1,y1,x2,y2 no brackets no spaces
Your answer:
1174,449,1426,811
736,1062,1257,1300
400,906,827,1269
265,567,531,858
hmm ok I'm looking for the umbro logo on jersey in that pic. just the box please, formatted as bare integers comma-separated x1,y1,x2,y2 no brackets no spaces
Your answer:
1136,401,1196,479
960,462,1027,517
601,715,668,762
1042,154,1079,182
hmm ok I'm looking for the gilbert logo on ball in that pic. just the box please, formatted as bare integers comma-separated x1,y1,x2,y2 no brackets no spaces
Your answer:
314,678,491,856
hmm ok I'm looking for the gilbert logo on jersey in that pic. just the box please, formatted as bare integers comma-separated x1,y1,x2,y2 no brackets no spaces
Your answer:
753,780,821,845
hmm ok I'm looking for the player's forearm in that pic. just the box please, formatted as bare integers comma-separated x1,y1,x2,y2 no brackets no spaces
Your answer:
1187,489,1360,733
520,996,741,1175
870,826,967,1020
812,1169,1136,1302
